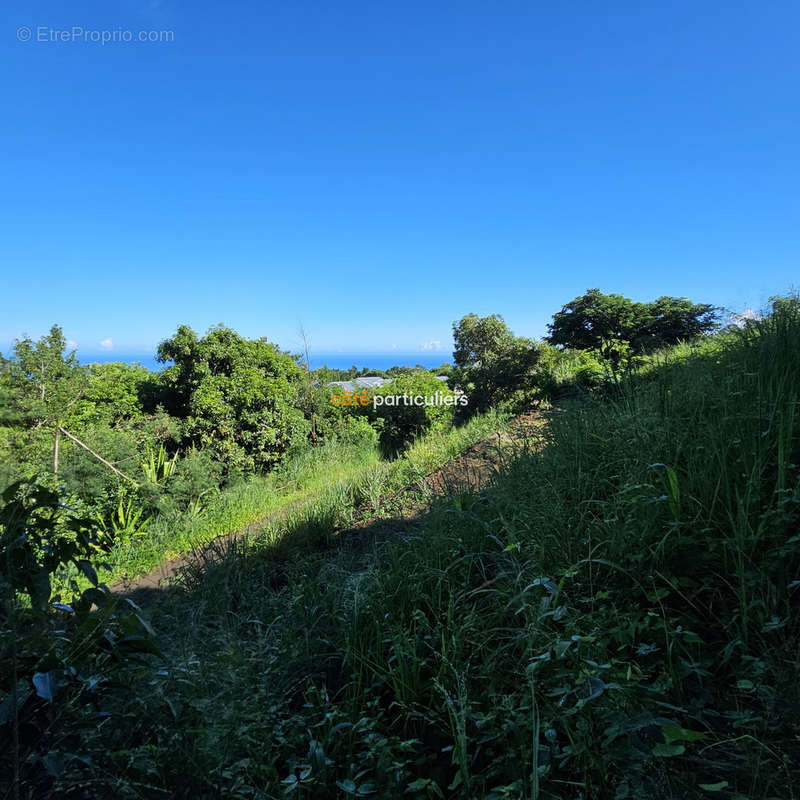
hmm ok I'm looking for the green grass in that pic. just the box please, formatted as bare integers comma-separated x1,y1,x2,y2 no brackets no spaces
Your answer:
54,408,510,593
17,305,800,799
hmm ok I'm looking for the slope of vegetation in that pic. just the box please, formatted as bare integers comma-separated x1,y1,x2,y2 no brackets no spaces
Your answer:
74,407,508,590
135,301,794,799
4,292,797,798
0,324,477,590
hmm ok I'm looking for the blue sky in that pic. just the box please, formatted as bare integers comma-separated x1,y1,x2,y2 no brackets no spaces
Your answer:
2,1,798,361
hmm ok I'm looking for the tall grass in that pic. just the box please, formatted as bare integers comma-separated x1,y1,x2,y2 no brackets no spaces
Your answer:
27,303,800,799
57,408,509,592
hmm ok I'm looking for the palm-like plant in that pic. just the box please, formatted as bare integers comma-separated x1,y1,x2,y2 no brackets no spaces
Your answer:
142,443,177,485
95,495,151,550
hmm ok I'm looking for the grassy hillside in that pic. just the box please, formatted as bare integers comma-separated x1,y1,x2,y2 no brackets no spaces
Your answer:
48,407,509,596
4,304,799,798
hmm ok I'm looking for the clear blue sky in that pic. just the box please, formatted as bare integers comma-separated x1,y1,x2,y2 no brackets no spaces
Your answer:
2,1,798,360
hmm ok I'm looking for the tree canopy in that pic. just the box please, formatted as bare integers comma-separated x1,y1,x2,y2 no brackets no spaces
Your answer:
547,289,717,355
157,324,308,472
450,313,540,413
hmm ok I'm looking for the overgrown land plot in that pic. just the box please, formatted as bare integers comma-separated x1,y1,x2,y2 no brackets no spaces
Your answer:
2,293,799,799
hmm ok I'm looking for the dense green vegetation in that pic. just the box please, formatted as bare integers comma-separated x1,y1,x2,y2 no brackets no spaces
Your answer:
450,313,541,414
4,291,798,798
0,323,462,582
547,289,718,364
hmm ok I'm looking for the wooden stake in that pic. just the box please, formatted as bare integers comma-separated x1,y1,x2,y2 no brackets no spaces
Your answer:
58,427,139,486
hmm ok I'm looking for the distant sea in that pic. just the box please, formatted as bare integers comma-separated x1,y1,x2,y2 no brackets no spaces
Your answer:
78,352,453,373
309,353,452,371
78,353,166,371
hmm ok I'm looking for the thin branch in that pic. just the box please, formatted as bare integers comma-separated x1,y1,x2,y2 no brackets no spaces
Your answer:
299,325,317,442
58,427,140,486
53,427,60,477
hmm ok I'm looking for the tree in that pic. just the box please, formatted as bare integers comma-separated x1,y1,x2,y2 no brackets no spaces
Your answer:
0,326,86,429
546,290,645,353
450,313,540,414
642,296,718,347
0,327,91,480
547,289,718,357
83,362,152,426
157,325,308,472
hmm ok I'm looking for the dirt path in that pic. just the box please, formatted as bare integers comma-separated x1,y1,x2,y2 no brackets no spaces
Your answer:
109,500,303,596
384,410,545,513
112,411,546,598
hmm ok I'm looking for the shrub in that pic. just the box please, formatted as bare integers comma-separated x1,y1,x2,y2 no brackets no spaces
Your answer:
0,480,159,797
365,373,456,454
334,415,380,450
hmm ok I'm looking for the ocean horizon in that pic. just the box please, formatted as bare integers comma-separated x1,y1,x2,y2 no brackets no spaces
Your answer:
76,351,454,373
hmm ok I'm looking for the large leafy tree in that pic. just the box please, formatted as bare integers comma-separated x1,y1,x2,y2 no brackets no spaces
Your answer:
642,295,718,347
83,362,153,426
157,325,308,472
547,289,717,355
450,313,540,414
546,290,646,353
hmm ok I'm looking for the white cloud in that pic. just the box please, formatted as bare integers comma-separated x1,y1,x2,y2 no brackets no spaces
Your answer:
99,337,113,350
391,343,399,350
66,339,78,350
421,340,442,351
